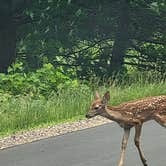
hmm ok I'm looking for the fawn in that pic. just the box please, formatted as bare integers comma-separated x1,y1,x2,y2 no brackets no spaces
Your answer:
86,91,166,166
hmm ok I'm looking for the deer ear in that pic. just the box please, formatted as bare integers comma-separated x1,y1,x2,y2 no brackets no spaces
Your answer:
102,91,110,105
95,91,100,99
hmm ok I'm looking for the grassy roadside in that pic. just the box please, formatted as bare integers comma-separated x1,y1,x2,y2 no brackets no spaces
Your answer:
0,80,166,137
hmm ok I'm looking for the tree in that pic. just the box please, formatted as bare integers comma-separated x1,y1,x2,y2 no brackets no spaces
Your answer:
0,0,33,73
109,0,130,74
1,0,165,78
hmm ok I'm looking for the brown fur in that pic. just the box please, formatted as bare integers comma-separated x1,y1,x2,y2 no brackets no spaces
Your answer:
86,92,166,166
108,96,166,126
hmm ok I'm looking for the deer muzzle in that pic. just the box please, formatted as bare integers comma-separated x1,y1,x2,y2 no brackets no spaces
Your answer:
85,114,92,119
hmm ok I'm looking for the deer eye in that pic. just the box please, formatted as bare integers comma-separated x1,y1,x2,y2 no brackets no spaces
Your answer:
94,105,101,109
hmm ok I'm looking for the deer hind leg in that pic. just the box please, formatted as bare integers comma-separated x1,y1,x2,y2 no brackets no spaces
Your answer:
134,125,148,166
118,128,130,166
154,114,166,128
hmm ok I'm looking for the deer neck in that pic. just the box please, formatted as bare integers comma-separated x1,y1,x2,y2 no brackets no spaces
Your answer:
100,105,141,127
100,106,123,122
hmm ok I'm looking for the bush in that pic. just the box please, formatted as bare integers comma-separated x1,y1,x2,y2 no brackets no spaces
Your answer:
0,63,78,97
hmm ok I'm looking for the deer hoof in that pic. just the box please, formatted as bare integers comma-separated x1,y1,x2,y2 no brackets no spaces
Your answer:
143,162,148,166
142,158,148,166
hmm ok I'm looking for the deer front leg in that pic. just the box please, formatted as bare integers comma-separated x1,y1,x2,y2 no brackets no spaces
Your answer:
118,128,130,166
134,125,148,166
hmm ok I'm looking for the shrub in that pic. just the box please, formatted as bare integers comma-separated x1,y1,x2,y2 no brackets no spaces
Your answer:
0,63,77,97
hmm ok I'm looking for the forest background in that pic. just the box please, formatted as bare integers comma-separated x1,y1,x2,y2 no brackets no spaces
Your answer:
0,0,165,136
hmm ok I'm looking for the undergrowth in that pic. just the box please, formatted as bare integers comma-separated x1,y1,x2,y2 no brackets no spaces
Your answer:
0,70,166,136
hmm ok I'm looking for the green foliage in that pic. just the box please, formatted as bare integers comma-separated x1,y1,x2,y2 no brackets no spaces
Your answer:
0,72,166,136
0,85,92,135
0,63,77,97
0,0,166,136
15,0,165,78
0,0,166,76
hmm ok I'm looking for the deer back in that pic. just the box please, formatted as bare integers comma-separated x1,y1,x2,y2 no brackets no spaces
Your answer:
111,96,166,122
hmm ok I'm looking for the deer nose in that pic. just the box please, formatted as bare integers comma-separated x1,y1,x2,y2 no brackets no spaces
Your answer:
86,114,91,118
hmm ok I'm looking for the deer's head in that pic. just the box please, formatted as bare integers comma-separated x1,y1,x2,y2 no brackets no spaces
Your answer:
86,91,110,118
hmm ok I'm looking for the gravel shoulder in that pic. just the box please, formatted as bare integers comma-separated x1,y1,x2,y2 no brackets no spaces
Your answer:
0,116,111,150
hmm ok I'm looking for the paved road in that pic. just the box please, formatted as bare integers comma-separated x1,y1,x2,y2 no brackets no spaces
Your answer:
0,121,165,166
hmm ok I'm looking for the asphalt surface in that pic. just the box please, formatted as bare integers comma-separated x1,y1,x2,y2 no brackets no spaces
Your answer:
0,121,165,166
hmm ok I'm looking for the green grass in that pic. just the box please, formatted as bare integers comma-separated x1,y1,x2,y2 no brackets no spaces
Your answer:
0,87,92,136
0,78,166,137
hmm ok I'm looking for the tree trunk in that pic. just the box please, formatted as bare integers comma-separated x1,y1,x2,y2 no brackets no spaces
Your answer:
0,1,33,73
109,0,130,75
0,24,16,73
